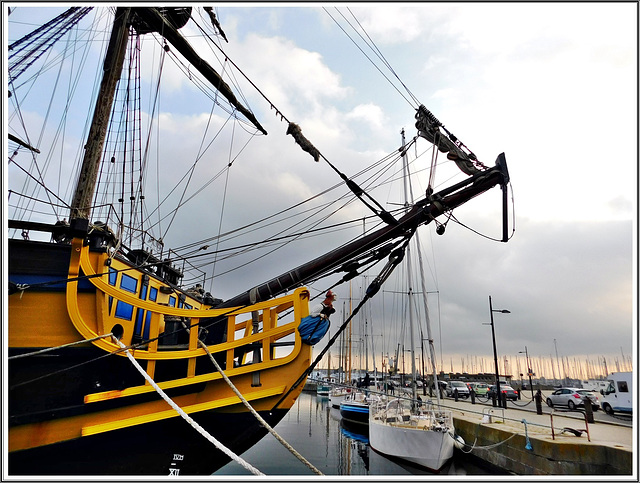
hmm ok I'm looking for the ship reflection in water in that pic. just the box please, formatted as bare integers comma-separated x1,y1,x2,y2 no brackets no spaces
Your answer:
214,392,500,476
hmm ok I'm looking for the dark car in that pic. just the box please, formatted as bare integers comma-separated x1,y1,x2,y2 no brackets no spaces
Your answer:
487,384,518,401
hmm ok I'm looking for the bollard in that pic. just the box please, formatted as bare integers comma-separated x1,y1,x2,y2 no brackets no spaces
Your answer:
535,389,543,415
517,389,521,400
454,388,459,402
502,392,508,409
492,392,497,407
470,389,476,405
584,398,594,423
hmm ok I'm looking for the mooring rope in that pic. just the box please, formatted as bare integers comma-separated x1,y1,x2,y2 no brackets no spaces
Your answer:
197,340,324,476
114,337,264,476
8,332,114,359
457,427,518,454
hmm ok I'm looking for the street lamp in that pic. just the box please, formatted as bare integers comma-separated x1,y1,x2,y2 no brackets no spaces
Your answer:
484,295,510,408
519,346,534,399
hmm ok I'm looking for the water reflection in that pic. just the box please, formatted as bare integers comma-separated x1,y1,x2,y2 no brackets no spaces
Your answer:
214,392,493,476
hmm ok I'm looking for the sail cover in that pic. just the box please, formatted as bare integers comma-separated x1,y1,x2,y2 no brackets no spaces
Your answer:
415,105,481,176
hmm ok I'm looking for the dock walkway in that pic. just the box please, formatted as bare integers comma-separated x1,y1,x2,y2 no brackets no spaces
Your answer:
445,398,634,475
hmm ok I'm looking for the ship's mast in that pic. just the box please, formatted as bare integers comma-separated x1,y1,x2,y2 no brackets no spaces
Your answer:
69,7,131,221
69,7,266,222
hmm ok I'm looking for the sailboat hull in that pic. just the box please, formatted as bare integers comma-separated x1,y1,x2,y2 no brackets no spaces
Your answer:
369,418,455,472
339,399,369,425
368,401,456,472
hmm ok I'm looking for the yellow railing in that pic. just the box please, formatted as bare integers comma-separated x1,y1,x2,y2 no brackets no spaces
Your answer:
65,238,311,403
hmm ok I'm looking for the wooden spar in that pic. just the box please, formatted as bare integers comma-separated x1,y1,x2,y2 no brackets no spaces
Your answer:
8,133,40,153
69,7,131,221
69,7,266,222
131,8,267,135
219,156,509,309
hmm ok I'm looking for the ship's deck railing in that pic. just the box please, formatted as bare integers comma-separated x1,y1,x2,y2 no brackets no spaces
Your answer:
66,237,310,404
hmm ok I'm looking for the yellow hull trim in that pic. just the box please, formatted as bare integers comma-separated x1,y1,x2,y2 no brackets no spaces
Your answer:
81,385,286,437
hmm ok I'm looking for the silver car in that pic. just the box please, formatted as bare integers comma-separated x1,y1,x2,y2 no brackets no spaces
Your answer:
546,387,600,410
446,380,470,398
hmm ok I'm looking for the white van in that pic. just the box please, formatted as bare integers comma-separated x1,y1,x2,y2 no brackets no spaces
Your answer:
599,372,633,415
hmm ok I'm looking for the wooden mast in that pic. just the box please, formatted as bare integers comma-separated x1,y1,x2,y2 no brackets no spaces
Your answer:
69,7,266,222
69,7,131,221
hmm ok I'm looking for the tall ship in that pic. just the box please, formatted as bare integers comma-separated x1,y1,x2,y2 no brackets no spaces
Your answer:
6,6,512,476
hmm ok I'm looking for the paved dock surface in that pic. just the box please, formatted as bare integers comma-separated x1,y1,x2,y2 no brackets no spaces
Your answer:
446,396,633,448
436,396,634,475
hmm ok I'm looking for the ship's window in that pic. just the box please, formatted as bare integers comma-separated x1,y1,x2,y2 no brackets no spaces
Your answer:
149,287,158,302
143,310,153,339
169,296,176,307
109,267,117,286
184,303,192,310
115,301,134,320
120,274,138,293
134,309,144,337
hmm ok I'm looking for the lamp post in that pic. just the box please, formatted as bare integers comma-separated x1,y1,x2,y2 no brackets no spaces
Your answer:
519,346,534,399
484,296,510,407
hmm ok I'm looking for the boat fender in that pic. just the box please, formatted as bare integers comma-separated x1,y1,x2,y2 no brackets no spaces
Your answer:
297,315,330,345
451,432,465,450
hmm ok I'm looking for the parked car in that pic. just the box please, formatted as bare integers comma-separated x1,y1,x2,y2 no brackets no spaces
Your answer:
468,382,489,395
487,384,518,401
446,380,470,398
546,387,600,411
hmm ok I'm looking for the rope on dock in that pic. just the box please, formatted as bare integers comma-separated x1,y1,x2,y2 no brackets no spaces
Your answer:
456,420,519,454
115,338,264,476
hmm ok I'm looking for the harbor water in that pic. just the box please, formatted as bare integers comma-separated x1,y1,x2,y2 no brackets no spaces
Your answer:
214,391,503,476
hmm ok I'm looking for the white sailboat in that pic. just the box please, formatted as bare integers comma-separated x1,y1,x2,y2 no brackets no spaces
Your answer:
368,130,461,472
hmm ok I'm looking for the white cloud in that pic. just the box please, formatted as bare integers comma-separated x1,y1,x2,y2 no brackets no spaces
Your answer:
345,103,386,131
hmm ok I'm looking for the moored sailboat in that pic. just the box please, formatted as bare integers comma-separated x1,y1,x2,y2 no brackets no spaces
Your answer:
7,5,510,476
368,130,463,472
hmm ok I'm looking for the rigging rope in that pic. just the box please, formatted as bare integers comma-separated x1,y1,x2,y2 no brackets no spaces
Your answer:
272,234,412,411
114,337,265,476
9,7,93,83
8,333,114,360
191,15,398,227
193,332,323,475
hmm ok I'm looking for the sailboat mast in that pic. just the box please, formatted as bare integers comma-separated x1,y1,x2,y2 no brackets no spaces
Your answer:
401,129,418,406
347,280,352,384
69,7,131,221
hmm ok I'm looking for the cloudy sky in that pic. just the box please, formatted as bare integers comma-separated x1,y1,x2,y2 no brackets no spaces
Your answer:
6,3,636,380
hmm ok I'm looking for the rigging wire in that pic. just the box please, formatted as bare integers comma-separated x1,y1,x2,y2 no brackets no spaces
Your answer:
323,7,415,110
208,118,236,292
447,181,517,242
345,7,421,106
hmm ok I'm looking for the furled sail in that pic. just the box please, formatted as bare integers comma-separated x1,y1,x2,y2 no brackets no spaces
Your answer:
415,104,481,176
